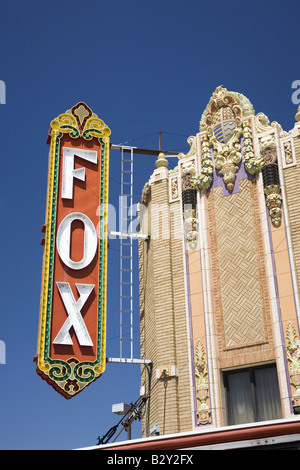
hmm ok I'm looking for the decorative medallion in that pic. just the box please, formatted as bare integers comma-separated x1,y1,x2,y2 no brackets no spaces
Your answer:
196,86,263,192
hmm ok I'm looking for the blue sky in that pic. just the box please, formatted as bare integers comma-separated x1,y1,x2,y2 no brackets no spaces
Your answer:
0,0,299,450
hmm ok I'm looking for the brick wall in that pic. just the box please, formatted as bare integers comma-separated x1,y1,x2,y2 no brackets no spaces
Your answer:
139,174,192,436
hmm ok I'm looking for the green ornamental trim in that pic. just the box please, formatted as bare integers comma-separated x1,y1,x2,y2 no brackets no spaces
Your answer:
44,134,106,383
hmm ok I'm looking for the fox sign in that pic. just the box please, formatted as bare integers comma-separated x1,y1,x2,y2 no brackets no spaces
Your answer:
35,102,110,398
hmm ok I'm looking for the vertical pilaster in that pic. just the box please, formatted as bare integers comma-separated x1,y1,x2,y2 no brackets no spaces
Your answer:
150,156,179,435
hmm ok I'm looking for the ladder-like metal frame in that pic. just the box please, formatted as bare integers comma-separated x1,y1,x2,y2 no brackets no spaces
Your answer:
107,145,151,366
120,146,134,360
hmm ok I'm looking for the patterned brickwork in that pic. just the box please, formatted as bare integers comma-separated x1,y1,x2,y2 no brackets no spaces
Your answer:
214,179,265,346
207,178,276,369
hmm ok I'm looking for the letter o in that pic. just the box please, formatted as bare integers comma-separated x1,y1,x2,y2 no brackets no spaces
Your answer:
56,212,97,270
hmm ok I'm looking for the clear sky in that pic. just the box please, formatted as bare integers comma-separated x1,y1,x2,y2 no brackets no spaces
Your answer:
0,0,299,450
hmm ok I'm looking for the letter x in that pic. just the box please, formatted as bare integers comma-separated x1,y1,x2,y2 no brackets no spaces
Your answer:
53,282,94,346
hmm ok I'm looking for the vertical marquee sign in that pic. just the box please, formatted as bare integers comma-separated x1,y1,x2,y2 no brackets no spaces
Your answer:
35,102,110,398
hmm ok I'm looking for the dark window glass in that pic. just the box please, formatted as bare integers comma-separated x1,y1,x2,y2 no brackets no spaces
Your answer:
224,364,282,425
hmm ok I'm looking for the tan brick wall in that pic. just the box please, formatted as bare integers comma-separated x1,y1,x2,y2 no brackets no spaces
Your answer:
139,176,192,437
171,205,193,433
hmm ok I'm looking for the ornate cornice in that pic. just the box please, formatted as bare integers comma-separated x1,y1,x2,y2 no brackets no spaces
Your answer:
195,87,261,191
199,86,254,132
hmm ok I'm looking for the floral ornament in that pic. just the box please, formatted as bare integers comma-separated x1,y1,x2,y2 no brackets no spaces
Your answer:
184,209,198,248
264,185,282,228
286,321,300,407
194,339,211,424
192,135,214,191
243,120,264,175
260,137,282,228
287,322,300,358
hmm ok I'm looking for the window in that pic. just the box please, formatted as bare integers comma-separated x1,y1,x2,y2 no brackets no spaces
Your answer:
224,364,282,425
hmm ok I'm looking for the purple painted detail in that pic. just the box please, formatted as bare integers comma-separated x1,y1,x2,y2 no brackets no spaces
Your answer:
209,139,255,197
212,161,254,196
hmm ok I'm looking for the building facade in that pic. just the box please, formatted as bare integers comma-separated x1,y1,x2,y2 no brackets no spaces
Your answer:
138,87,300,437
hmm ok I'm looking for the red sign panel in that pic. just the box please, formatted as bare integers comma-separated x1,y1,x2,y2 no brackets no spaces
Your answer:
35,103,110,398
